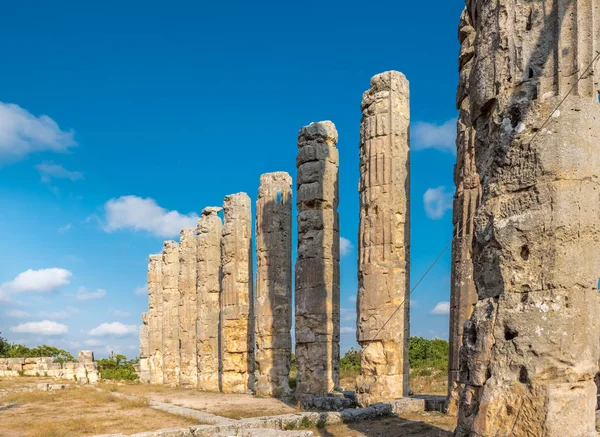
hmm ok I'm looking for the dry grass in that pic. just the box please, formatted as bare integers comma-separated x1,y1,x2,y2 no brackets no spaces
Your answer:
0,384,199,437
410,369,448,395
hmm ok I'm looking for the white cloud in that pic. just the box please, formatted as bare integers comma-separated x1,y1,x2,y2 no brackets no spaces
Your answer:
340,237,353,256
0,268,72,293
84,339,105,347
76,287,106,301
423,186,453,220
412,118,457,154
348,295,357,303
431,302,450,315
38,310,71,320
89,322,138,337
36,162,83,183
6,309,30,318
102,195,198,238
58,223,72,233
10,320,68,336
0,103,77,164
134,285,147,296
112,310,131,318
341,307,357,322
340,327,356,334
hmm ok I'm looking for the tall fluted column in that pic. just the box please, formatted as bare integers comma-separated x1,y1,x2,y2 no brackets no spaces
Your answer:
221,193,254,393
355,71,410,406
148,254,164,385
196,207,223,392
456,1,600,436
161,240,180,387
139,312,150,383
446,9,481,416
295,121,340,397
255,172,293,397
178,228,198,388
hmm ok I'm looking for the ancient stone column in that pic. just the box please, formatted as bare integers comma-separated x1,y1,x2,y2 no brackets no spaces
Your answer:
221,193,254,393
178,228,198,388
161,240,180,387
295,121,340,397
255,172,293,397
446,9,481,416
455,2,600,436
355,71,410,406
196,206,223,392
148,254,164,385
139,312,150,383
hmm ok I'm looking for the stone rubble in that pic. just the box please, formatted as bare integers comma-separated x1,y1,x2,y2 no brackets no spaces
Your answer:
0,351,100,383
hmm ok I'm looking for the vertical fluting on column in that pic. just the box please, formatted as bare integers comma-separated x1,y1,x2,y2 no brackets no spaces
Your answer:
161,240,181,387
255,172,293,397
355,71,410,406
446,9,480,416
139,312,150,383
295,121,340,397
178,228,198,388
221,193,255,393
456,1,600,436
196,207,223,392
148,254,164,385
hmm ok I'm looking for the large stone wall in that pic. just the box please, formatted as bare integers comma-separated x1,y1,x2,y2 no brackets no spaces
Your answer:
196,207,223,392
161,240,181,387
179,228,198,388
295,121,340,397
0,350,100,384
446,8,480,416
356,71,410,407
221,193,255,393
455,1,600,436
255,172,293,397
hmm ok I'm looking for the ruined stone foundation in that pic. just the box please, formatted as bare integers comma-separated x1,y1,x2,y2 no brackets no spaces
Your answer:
455,1,600,436
295,121,340,398
255,172,293,397
356,70,410,406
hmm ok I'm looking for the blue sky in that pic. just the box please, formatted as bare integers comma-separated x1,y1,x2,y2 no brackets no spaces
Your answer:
0,0,463,357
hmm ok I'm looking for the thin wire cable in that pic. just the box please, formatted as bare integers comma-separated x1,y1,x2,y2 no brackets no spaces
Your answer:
368,50,600,344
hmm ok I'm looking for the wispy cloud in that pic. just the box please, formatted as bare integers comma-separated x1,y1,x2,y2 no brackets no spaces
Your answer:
431,302,450,315
340,237,353,257
36,162,83,183
89,322,137,337
58,223,72,233
412,118,457,154
340,327,356,334
10,320,68,336
112,310,131,318
76,287,106,301
101,195,198,238
134,285,147,296
6,309,31,318
423,186,453,220
0,268,72,294
0,102,76,164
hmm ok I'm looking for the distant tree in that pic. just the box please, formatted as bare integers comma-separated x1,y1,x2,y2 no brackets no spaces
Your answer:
0,332,10,357
408,337,448,371
97,352,139,381
340,348,361,372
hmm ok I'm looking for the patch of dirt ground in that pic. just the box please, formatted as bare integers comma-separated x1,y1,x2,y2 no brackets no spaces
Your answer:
313,414,455,437
0,380,200,437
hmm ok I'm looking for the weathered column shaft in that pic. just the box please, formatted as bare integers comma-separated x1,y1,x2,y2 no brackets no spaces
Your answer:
196,207,223,392
161,240,180,387
221,193,254,393
356,71,410,406
295,121,340,396
148,254,164,385
139,312,150,383
456,2,600,436
446,9,481,416
255,172,293,397
178,228,198,388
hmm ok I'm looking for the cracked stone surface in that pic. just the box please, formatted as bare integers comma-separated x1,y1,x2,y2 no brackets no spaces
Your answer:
446,8,480,416
178,228,198,389
356,70,410,406
161,240,181,387
221,193,255,393
455,1,600,436
139,312,150,383
255,172,293,397
295,121,340,396
148,254,164,385
196,207,223,392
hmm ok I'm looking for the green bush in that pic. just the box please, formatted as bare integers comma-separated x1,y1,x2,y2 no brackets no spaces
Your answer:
408,337,448,372
97,353,139,381
340,348,360,373
0,338,75,363
0,333,10,356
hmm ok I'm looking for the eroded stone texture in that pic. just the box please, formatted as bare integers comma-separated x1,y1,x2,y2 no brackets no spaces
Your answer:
221,193,254,393
355,71,410,406
446,9,480,416
179,228,198,388
295,121,340,396
255,172,293,397
139,312,151,383
161,240,181,387
196,206,223,392
455,2,600,436
148,254,164,385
